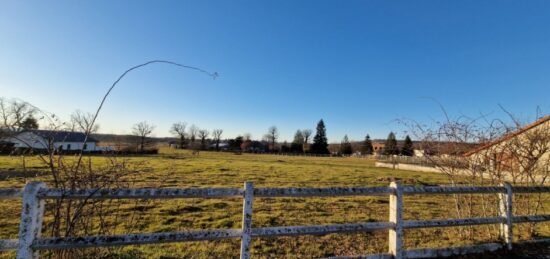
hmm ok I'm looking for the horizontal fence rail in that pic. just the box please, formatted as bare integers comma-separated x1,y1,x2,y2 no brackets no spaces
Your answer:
34,229,243,250
252,222,395,237
39,187,243,199
402,186,506,194
0,189,23,199
254,186,393,197
0,182,549,258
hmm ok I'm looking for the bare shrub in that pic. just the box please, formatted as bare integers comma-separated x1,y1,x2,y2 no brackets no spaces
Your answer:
401,108,550,240
0,60,217,257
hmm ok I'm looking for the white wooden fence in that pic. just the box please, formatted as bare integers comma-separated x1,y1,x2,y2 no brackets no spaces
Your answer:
1,181,550,258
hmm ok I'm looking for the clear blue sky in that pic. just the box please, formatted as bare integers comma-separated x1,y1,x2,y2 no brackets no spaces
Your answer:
1,1,549,142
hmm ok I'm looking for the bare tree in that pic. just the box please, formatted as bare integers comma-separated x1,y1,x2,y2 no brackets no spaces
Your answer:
302,129,312,153
70,110,100,134
170,122,187,149
212,129,223,151
132,121,155,152
302,129,312,143
241,133,253,152
0,97,37,134
267,126,279,152
0,98,39,169
198,129,209,150
188,124,198,144
0,61,217,258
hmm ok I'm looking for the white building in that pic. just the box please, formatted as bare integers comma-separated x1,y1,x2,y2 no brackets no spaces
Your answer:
6,130,98,151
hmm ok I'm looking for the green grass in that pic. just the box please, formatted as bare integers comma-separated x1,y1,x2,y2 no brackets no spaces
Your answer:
0,149,548,258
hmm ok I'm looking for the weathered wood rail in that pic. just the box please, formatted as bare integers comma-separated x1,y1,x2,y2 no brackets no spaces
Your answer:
0,182,549,258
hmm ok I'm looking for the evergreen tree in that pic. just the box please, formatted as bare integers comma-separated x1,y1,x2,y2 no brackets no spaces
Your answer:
384,132,399,155
20,115,39,130
339,135,353,155
290,130,304,153
401,135,414,156
311,119,329,154
361,134,374,155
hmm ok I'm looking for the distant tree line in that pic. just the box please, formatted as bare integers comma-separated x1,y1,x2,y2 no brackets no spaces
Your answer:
165,118,417,156
165,119,331,154
0,99,416,156
382,132,413,156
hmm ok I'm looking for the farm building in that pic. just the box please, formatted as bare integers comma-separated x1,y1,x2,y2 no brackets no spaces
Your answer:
4,130,99,152
168,141,180,149
465,115,550,173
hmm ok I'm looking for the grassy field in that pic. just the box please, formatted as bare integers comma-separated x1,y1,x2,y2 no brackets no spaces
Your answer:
0,148,548,258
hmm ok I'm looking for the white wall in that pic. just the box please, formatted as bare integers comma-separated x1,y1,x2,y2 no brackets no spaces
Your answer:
7,132,97,151
54,142,96,151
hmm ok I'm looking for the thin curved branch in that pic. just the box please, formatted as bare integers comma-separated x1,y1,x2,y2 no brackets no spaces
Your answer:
77,60,218,166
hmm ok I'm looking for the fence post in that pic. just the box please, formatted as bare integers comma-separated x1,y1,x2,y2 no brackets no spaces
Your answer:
499,182,513,250
17,182,47,259
240,181,254,259
389,181,403,259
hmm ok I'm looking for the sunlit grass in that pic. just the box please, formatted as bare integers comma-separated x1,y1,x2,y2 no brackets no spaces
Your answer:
0,148,548,258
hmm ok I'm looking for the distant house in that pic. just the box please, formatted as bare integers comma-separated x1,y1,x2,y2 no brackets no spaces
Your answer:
168,141,180,149
413,149,425,157
372,142,385,155
209,142,230,151
6,130,99,151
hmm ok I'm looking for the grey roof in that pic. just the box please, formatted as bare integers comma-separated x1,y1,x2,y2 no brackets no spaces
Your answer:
30,130,98,143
